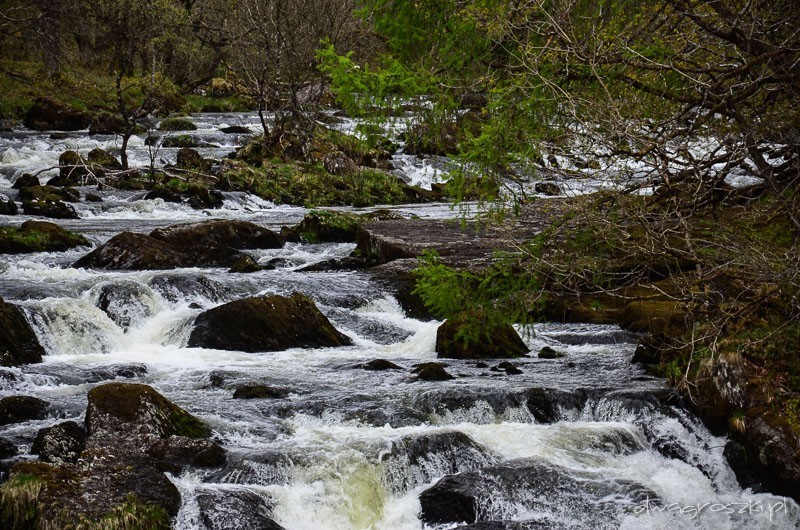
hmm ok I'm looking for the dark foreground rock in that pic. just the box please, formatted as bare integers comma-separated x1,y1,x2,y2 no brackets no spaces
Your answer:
74,220,283,270
188,293,352,352
0,383,220,529
23,98,92,131
196,488,285,530
0,296,45,367
413,362,454,381
436,310,529,359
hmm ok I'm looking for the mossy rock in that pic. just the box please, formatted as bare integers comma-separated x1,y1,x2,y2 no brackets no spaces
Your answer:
0,395,49,425
87,148,122,169
0,296,45,366
436,310,530,359
161,134,198,148
86,382,211,439
11,173,40,189
158,117,197,131
18,185,79,203
188,293,353,352
0,193,18,215
23,97,92,131
294,210,363,243
0,220,89,254
538,346,565,359
620,299,687,335
228,255,262,273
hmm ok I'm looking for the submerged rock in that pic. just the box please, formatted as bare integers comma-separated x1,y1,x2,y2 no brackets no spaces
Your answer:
412,362,455,381
0,296,45,367
188,293,352,352
357,359,402,371
537,346,565,359
233,384,290,399
436,311,529,359
196,488,285,530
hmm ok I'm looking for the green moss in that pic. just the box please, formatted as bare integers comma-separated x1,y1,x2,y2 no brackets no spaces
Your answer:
161,135,197,148
157,117,196,131
0,223,89,254
183,94,252,113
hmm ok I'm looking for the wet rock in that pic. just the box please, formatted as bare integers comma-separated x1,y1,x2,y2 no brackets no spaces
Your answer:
73,232,186,270
149,274,227,303
367,259,433,320
196,488,285,530
357,359,402,371
0,437,17,459
621,299,687,335
82,363,149,382
84,193,102,202
0,395,49,425
534,182,562,196
19,185,80,204
86,382,210,440
631,334,666,364
144,186,184,203
147,436,226,468
525,388,588,423
175,147,211,172
48,150,99,186
0,220,88,255
0,194,17,215
220,125,251,134
188,293,352,352
186,184,225,210
11,173,40,189
150,220,282,262
538,346,565,359
162,134,199,148
382,431,496,494
496,361,523,375
211,451,294,486
87,148,122,169
96,282,157,330
158,117,197,131
22,198,79,219
419,459,658,526
233,385,290,399
413,362,454,381
23,97,92,131
229,255,262,273
0,296,45,366
436,311,529,359
31,421,87,464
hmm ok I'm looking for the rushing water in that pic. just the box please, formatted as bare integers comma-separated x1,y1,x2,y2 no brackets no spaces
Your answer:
0,114,797,529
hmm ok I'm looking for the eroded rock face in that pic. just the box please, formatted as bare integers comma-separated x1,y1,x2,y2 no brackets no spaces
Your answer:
436,311,529,359
188,293,352,352
0,296,45,367
32,421,87,464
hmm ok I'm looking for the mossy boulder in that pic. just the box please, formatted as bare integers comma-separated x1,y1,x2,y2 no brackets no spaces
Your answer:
538,346,565,359
48,150,99,186
73,231,187,270
436,310,530,359
0,395,49,425
0,296,45,366
146,436,226,468
87,148,122,169
22,198,79,219
175,147,211,172
18,184,79,202
188,293,353,352
161,134,198,148
158,117,197,131
11,173,40,189
0,220,89,254
620,299,687,335
87,383,210,440
228,255,262,273
23,98,92,131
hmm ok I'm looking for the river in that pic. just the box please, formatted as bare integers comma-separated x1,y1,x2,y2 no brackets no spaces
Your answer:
0,113,796,529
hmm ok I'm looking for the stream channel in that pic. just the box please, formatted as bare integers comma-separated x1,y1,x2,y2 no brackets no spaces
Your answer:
0,112,797,529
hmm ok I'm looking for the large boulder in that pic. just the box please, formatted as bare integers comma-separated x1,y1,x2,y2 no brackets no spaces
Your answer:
22,199,79,219
188,293,352,352
436,310,530,359
196,488,285,530
0,193,17,215
85,382,210,440
150,220,282,258
0,296,45,366
23,98,92,131
73,232,187,270
0,221,89,254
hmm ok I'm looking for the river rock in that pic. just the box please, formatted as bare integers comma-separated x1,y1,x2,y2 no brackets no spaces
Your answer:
87,148,122,169
322,151,359,175
228,255,262,273
538,346,565,359
357,359,402,371
233,384,290,399
196,488,285,530
0,194,17,215
0,395,49,425
11,173,40,189
535,182,562,196
382,431,496,493
147,436,226,468
23,97,92,131
150,220,282,259
185,184,224,209
188,293,352,352
175,147,210,171
412,362,454,381
220,125,251,134
436,311,529,359
0,437,17,459
48,150,99,186
22,199,79,219
96,281,157,330
32,420,87,464
419,458,658,526
86,382,210,439
73,232,187,270
0,296,45,366
88,112,126,135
